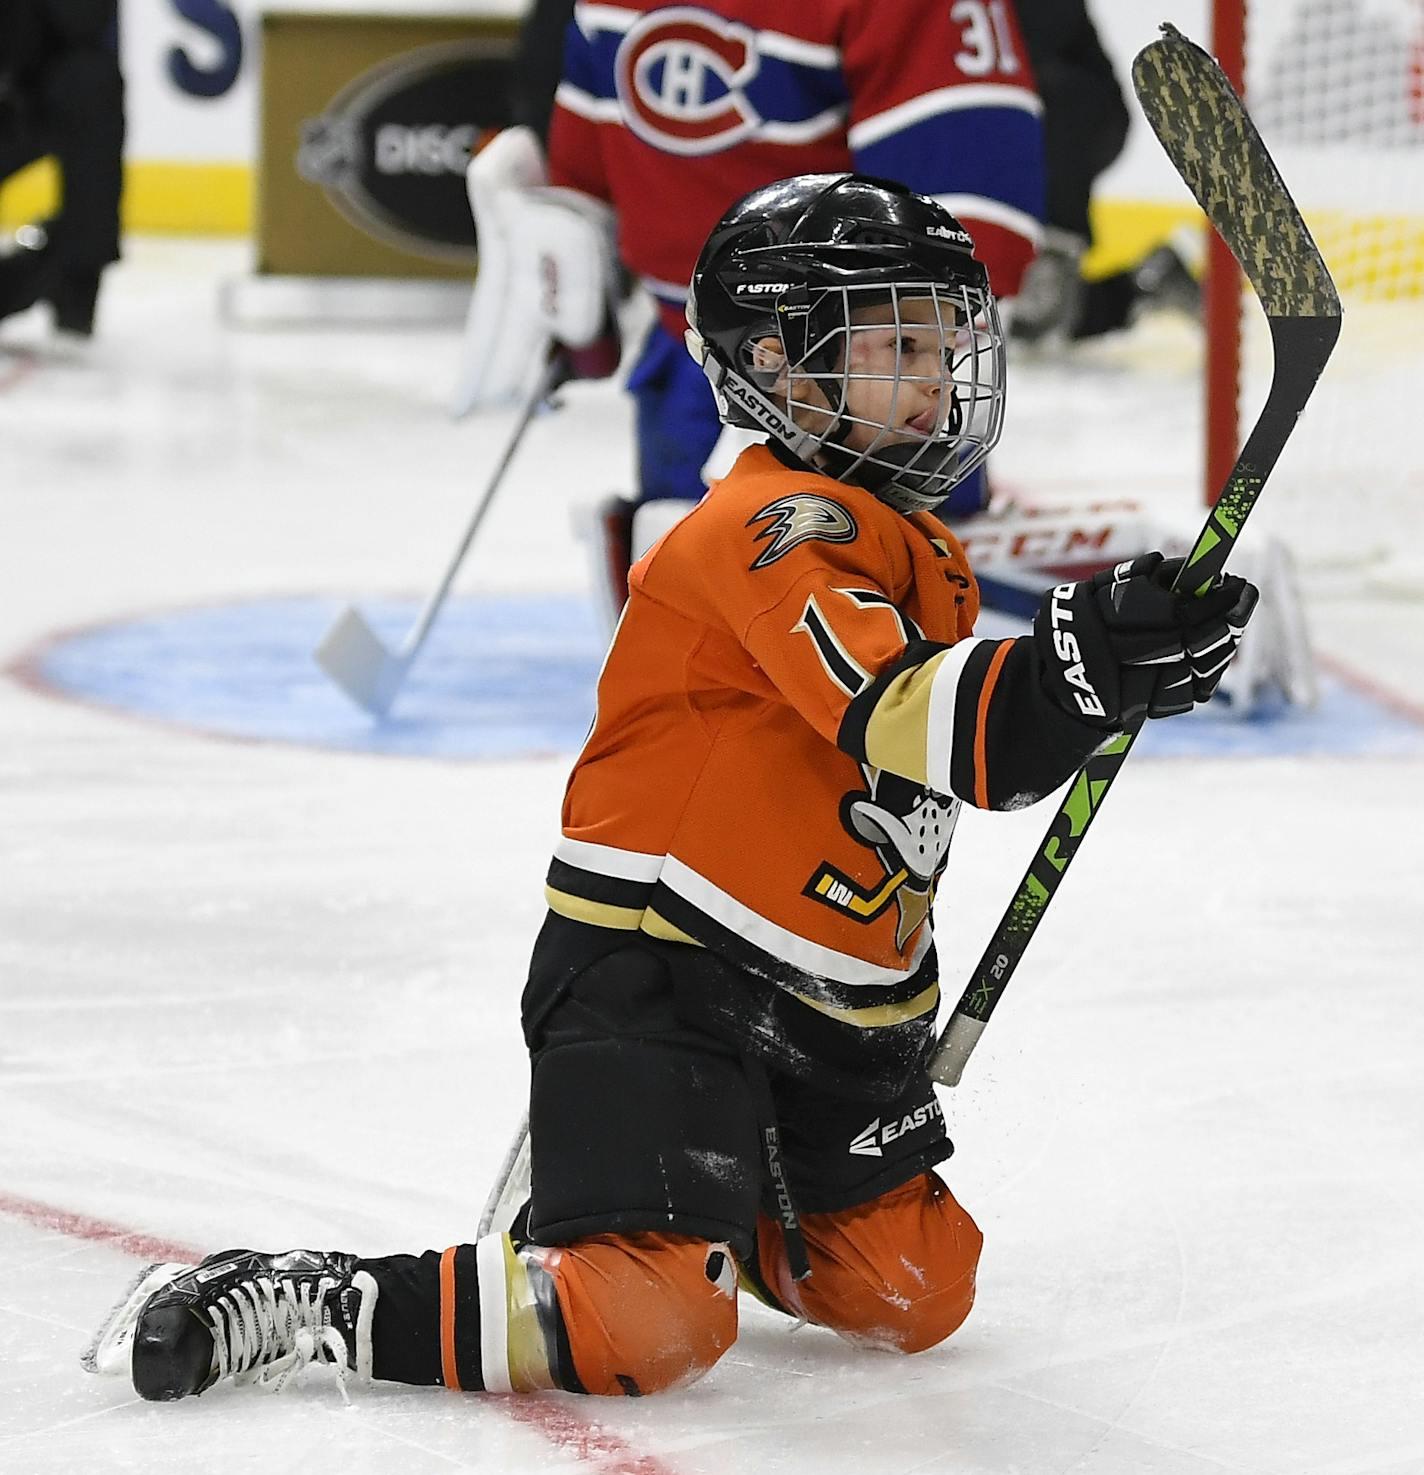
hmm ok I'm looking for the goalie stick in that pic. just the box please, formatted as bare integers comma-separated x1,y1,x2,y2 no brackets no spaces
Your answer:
929,23,1342,1087
315,353,564,717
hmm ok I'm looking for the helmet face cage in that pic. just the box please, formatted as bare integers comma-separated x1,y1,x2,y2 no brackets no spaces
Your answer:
688,177,1009,515
762,278,1005,514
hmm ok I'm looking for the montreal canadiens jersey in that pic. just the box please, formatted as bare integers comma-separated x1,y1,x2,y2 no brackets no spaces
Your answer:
545,445,1103,1045
547,0,1045,337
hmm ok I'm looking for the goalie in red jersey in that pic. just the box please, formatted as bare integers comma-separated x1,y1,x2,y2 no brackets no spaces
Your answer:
453,0,1046,626
89,175,1257,1404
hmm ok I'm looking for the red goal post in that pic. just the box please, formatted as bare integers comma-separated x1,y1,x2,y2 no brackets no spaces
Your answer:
1206,1,1246,505
1205,0,1424,587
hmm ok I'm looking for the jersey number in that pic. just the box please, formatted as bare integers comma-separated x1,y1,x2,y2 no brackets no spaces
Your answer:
951,0,1023,78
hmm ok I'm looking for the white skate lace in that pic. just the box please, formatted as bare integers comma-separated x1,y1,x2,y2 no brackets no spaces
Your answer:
206,1275,353,1401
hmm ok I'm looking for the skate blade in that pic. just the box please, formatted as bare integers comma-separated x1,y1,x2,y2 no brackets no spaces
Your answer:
80,1261,192,1376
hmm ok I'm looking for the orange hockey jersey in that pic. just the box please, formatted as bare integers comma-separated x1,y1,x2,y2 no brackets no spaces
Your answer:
545,443,1101,1053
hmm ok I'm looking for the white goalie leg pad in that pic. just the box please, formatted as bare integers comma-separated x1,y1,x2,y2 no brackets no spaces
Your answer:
955,500,1315,716
1265,538,1317,709
953,500,1166,578
1146,525,1316,715
451,126,618,417
1206,535,1317,713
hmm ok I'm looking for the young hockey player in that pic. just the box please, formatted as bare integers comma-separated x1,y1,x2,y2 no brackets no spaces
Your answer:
91,174,1257,1404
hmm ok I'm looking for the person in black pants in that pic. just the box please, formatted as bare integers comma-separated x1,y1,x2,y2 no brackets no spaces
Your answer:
0,0,124,335
508,0,574,145
1011,0,1197,345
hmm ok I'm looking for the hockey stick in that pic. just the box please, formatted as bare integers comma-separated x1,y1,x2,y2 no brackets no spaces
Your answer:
930,24,1342,1087
315,353,564,716
478,1109,531,1238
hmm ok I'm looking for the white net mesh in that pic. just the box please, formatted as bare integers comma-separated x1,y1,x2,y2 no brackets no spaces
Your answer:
1236,0,1424,587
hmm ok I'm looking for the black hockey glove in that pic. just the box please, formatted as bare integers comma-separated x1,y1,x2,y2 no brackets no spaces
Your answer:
1034,553,1258,729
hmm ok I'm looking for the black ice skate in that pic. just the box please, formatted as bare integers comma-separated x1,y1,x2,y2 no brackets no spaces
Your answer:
1132,242,1201,319
84,1248,377,1400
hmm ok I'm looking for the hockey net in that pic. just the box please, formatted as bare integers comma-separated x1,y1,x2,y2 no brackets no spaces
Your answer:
1210,0,1424,590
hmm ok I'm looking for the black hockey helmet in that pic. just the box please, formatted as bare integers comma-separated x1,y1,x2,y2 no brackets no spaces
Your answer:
685,173,1006,514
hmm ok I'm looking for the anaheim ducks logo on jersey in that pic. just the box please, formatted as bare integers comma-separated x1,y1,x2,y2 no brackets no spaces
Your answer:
804,766,961,949
748,494,858,569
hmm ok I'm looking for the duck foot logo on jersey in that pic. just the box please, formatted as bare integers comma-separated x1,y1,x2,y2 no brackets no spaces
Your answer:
804,766,959,949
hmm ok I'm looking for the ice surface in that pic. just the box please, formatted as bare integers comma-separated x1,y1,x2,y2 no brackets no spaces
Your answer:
1,240,1422,1475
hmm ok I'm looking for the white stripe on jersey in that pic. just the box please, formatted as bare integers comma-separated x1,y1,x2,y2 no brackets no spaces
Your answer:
848,83,1043,151
660,854,933,988
641,274,690,301
573,5,841,70
757,108,850,145
925,636,994,799
573,3,639,38
554,80,624,122
555,835,665,882
559,85,845,146
754,30,841,69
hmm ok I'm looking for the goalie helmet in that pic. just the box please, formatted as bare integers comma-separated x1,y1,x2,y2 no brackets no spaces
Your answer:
685,173,1006,515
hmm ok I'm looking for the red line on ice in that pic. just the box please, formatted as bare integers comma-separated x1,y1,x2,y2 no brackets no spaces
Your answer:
0,350,37,393
0,1190,679,1475
1317,651,1424,729
0,1190,198,1264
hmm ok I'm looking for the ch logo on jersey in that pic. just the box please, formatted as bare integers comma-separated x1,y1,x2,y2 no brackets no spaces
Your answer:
615,9,761,155
748,494,858,570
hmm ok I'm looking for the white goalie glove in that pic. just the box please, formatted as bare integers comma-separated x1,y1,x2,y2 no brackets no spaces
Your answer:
451,125,621,418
